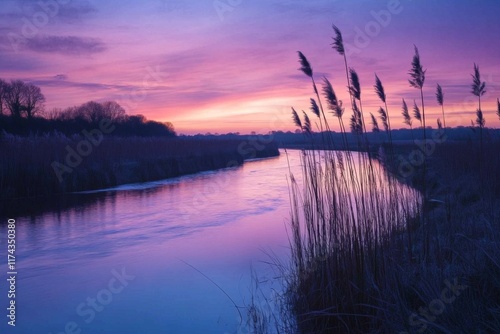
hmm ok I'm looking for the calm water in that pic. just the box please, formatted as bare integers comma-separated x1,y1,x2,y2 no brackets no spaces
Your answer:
0,150,415,334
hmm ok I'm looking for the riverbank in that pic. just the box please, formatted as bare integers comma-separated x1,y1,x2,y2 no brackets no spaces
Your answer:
380,140,500,333
282,140,499,333
0,135,279,201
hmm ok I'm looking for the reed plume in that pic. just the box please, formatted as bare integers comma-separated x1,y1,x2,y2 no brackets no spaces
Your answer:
374,74,394,147
332,24,357,124
476,109,485,128
291,107,302,129
322,78,343,118
378,107,389,132
296,51,332,143
350,102,363,134
471,63,486,111
436,84,446,128
437,118,443,130
401,99,412,127
374,74,386,103
409,46,426,90
331,24,345,55
471,63,486,171
349,68,361,100
303,111,312,134
349,68,368,135
370,112,380,132
297,51,313,78
408,46,427,138
409,45,429,258
310,98,320,118
497,98,500,120
413,100,422,126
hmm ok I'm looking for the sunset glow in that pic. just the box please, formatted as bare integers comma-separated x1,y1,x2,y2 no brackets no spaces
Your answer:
1,0,499,134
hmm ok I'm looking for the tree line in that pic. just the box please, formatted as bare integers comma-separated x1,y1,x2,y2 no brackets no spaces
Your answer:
0,79,176,137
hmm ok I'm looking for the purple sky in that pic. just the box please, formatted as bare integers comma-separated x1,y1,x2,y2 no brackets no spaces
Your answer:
1,0,499,134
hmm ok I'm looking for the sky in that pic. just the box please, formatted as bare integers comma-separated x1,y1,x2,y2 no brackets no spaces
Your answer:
0,0,499,134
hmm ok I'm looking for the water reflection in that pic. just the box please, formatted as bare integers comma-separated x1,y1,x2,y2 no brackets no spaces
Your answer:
0,150,416,333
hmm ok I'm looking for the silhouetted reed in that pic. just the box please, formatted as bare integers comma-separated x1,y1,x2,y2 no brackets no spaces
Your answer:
436,83,446,128
282,26,500,334
497,98,500,120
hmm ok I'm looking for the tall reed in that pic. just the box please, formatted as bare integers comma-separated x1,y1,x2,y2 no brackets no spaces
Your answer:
283,25,499,334
436,83,446,128
288,34,421,332
471,63,487,177
497,98,500,120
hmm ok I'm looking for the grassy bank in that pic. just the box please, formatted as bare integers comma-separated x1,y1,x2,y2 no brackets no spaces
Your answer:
0,135,279,200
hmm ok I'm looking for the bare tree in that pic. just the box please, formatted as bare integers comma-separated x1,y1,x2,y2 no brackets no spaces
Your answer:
76,101,106,123
75,101,126,123
45,108,64,120
0,79,7,115
102,101,126,121
4,80,26,118
23,83,46,118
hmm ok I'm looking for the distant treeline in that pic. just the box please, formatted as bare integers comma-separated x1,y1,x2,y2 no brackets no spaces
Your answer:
0,78,176,137
271,127,500,150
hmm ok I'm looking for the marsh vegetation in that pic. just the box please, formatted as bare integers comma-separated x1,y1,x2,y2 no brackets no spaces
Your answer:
255,25,500,334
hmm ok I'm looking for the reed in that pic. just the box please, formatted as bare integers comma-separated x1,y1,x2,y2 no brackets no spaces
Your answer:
471,63,487,178
436,83,446,128
471,63,486,111
408,46,427,136
370,113,380,133
374,74,394,147
287,39,420,333
412,99,422,127
497,98,500,120
281,25,500,334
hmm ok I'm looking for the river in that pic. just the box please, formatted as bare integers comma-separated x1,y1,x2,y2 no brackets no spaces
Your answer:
0,149,415,334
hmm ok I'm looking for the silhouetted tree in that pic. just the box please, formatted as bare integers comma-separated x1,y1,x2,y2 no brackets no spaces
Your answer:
77,101,106,123
23,83,46,118
163,122,175,135
0,79,7,115
4,80,26,118
101,101,126,121
2,80,46,118
0,88,176,138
